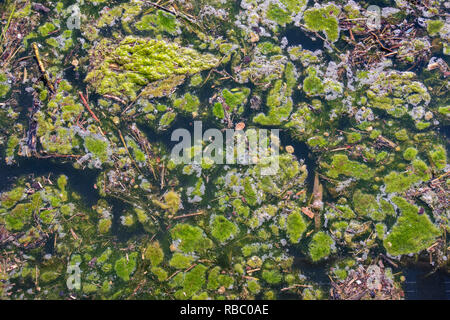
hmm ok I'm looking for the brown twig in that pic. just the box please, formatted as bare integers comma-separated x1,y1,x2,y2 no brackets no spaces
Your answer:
172,210,205,220
78,91,101,123
32,43,55,93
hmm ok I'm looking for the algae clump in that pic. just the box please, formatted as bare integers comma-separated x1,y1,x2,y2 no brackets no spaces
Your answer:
85,37,220,101
286,210,307,243
384,197,440,256
309,231,334,262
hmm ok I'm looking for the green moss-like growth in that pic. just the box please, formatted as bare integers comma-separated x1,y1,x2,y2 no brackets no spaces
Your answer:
346,132,362,144
151,267,168,281
427,20,444,36
384,197,440,256
376,223,386,239
207,266,233,291
309,231,334,262
145,241,164,267
247,280,261,294
265,0,306,26
171,223,213,253
395,129,408,141
286,210,307,243
303,69,324,96
222,88,250,113
412,159,431,181
173,93,200,114
210,215,237,243
114,252,138,281
182,264,208,298
352,191,393,221
384,171,420,193
190,74,203,87
169,253,194,269
84,135,110,162
126,137,146,162
136,10,179,34
153,191,181,215
429,145,447,170
352,190,377,217
5,203,33,231
1,187,24,209
57,175,68,191
38,22,56,36
266,3,291,26
262,269,282,284
303,4,340,42
253,63,296,125
365,72,430,118
438,106,450,116
328,205,356,220
0,73,10,98
403,147,418,161
158,111,176,129
326,154,374,180
85,37,219,101
333,268,348,281
40,271,60,283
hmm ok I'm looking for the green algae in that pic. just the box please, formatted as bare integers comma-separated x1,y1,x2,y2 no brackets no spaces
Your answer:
286,210,307,243
151,267,168,282
153,191,181,215
326,154,374,180
38,22,56,37
84,135,110,163
210,215,237,243
262,269,282,284
303,4,340,42
266,3,291,26
114,252,138,281
183,264,208,297
429,145,447,170
308,232,334,262
0,0,448,302
169,253,194,269
1,187,24,209
302,67,324,96
85,37,220,101
170,223,213,253
384,197,440,256
384,171,421,193
145,242,164,267
0,73,10,98
135,10,179,34
173,93,200,114
403,147,418,161
253,62,296,125
427,20,444,36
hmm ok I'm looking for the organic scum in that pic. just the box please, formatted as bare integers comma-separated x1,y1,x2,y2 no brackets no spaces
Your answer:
0,0,448,300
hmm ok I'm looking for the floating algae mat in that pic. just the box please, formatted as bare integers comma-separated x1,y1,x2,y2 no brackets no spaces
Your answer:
0,0,449,300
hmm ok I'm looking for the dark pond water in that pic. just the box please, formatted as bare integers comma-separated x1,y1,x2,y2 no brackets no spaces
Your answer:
282,27,324,51
403,267,450,300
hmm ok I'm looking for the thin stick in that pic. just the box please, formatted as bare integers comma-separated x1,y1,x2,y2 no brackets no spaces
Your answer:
32,43,55,93
118,129,143,175
172,211,204,220
78,91,101,123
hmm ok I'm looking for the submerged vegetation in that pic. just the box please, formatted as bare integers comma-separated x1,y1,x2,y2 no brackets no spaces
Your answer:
0,0,448,300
